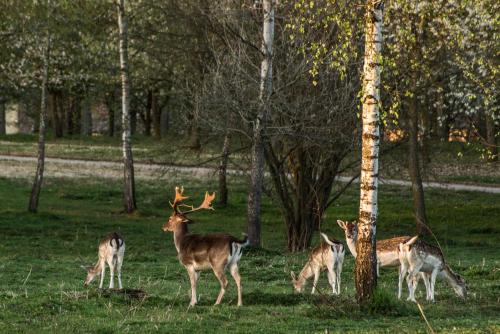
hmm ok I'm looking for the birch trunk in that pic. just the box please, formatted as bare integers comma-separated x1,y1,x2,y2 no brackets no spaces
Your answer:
117,0,137,213
247,0,274,246
28,25,50,213
356,0,383,303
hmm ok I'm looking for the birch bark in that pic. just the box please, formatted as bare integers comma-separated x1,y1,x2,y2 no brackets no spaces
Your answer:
28,9,51,213
117,0,137,213
247,0,275,246
356,0,383,302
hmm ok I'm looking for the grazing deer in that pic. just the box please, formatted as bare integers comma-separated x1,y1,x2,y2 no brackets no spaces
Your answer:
82,232,125,289
399,236,467,302
162,187,249,307
337,220,422,299
291,233,345,295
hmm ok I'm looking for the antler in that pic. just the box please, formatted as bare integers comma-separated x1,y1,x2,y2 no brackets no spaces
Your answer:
170,186,189,213
181,191,216,215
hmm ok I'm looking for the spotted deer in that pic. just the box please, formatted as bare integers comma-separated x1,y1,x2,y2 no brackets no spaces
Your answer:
82,232,125,289
291,233,345,295
336,220,425,299
399,236,467,302
162,187,249,307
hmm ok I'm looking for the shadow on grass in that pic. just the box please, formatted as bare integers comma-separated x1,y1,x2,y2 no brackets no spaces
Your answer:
242,291,305,306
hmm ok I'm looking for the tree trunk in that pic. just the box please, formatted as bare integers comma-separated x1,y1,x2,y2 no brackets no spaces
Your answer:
49,91,63,138
161,106,169,136
435,87,447,141
117,0,137,213
0,101,5,135
187,92,201,149
144,89,152,136
53,91,64,138
106,94,115,137
152,90,161,139
28,25,50,213
356,0,383,304
81,97,93,136
66,95,74,136
408,94,428,234
71,96,81,135
485,113,498,162
218,133,230,206
247,0,275,247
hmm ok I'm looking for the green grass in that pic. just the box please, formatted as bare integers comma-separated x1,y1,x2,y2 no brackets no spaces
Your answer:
0,176,499,333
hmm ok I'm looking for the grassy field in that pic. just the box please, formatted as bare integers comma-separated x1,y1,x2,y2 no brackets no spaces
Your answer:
0,175,499,333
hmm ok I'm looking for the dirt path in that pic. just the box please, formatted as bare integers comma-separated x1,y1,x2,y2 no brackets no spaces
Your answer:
0,155,499,194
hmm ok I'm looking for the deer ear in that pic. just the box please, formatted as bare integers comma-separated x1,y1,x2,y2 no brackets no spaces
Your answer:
183,218,194,224
337,220,346,229
80,265,89,271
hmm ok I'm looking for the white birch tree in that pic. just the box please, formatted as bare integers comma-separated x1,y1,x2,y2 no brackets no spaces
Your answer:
247,0,275,246
28,1,51,213
356,0,383,302
117,0,136,213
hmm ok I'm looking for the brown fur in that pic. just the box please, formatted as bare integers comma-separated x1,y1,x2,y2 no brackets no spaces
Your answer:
163,188,247,306
408,239,445,259
177,232,247,269
377,236,412,252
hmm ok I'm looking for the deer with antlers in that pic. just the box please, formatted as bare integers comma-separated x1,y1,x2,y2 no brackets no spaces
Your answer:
291,233,345,295
162,187,249,307
82,232,125,289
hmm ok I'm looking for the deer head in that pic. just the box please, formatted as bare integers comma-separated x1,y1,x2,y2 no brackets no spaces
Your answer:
81,265,100,286
445,264,467,299
162,186,215,232
290,271,303,292
337,220,358,240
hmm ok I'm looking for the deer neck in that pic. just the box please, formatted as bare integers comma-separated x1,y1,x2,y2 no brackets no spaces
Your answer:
345,236,357,258
296,262,314,288
440,266,459,289
173,223,189,253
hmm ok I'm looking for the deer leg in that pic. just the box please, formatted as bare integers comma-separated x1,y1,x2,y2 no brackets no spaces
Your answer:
398,263,407,300
214,267,228,305
311,268,320,294
407,262,423,302
326,262,336,294
107,256,115,289
116,253,124,289
337,254,344,294
187,266,198,307
99,260,106,289
429,269,439,302
230,264,243,307
420,272,430,301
